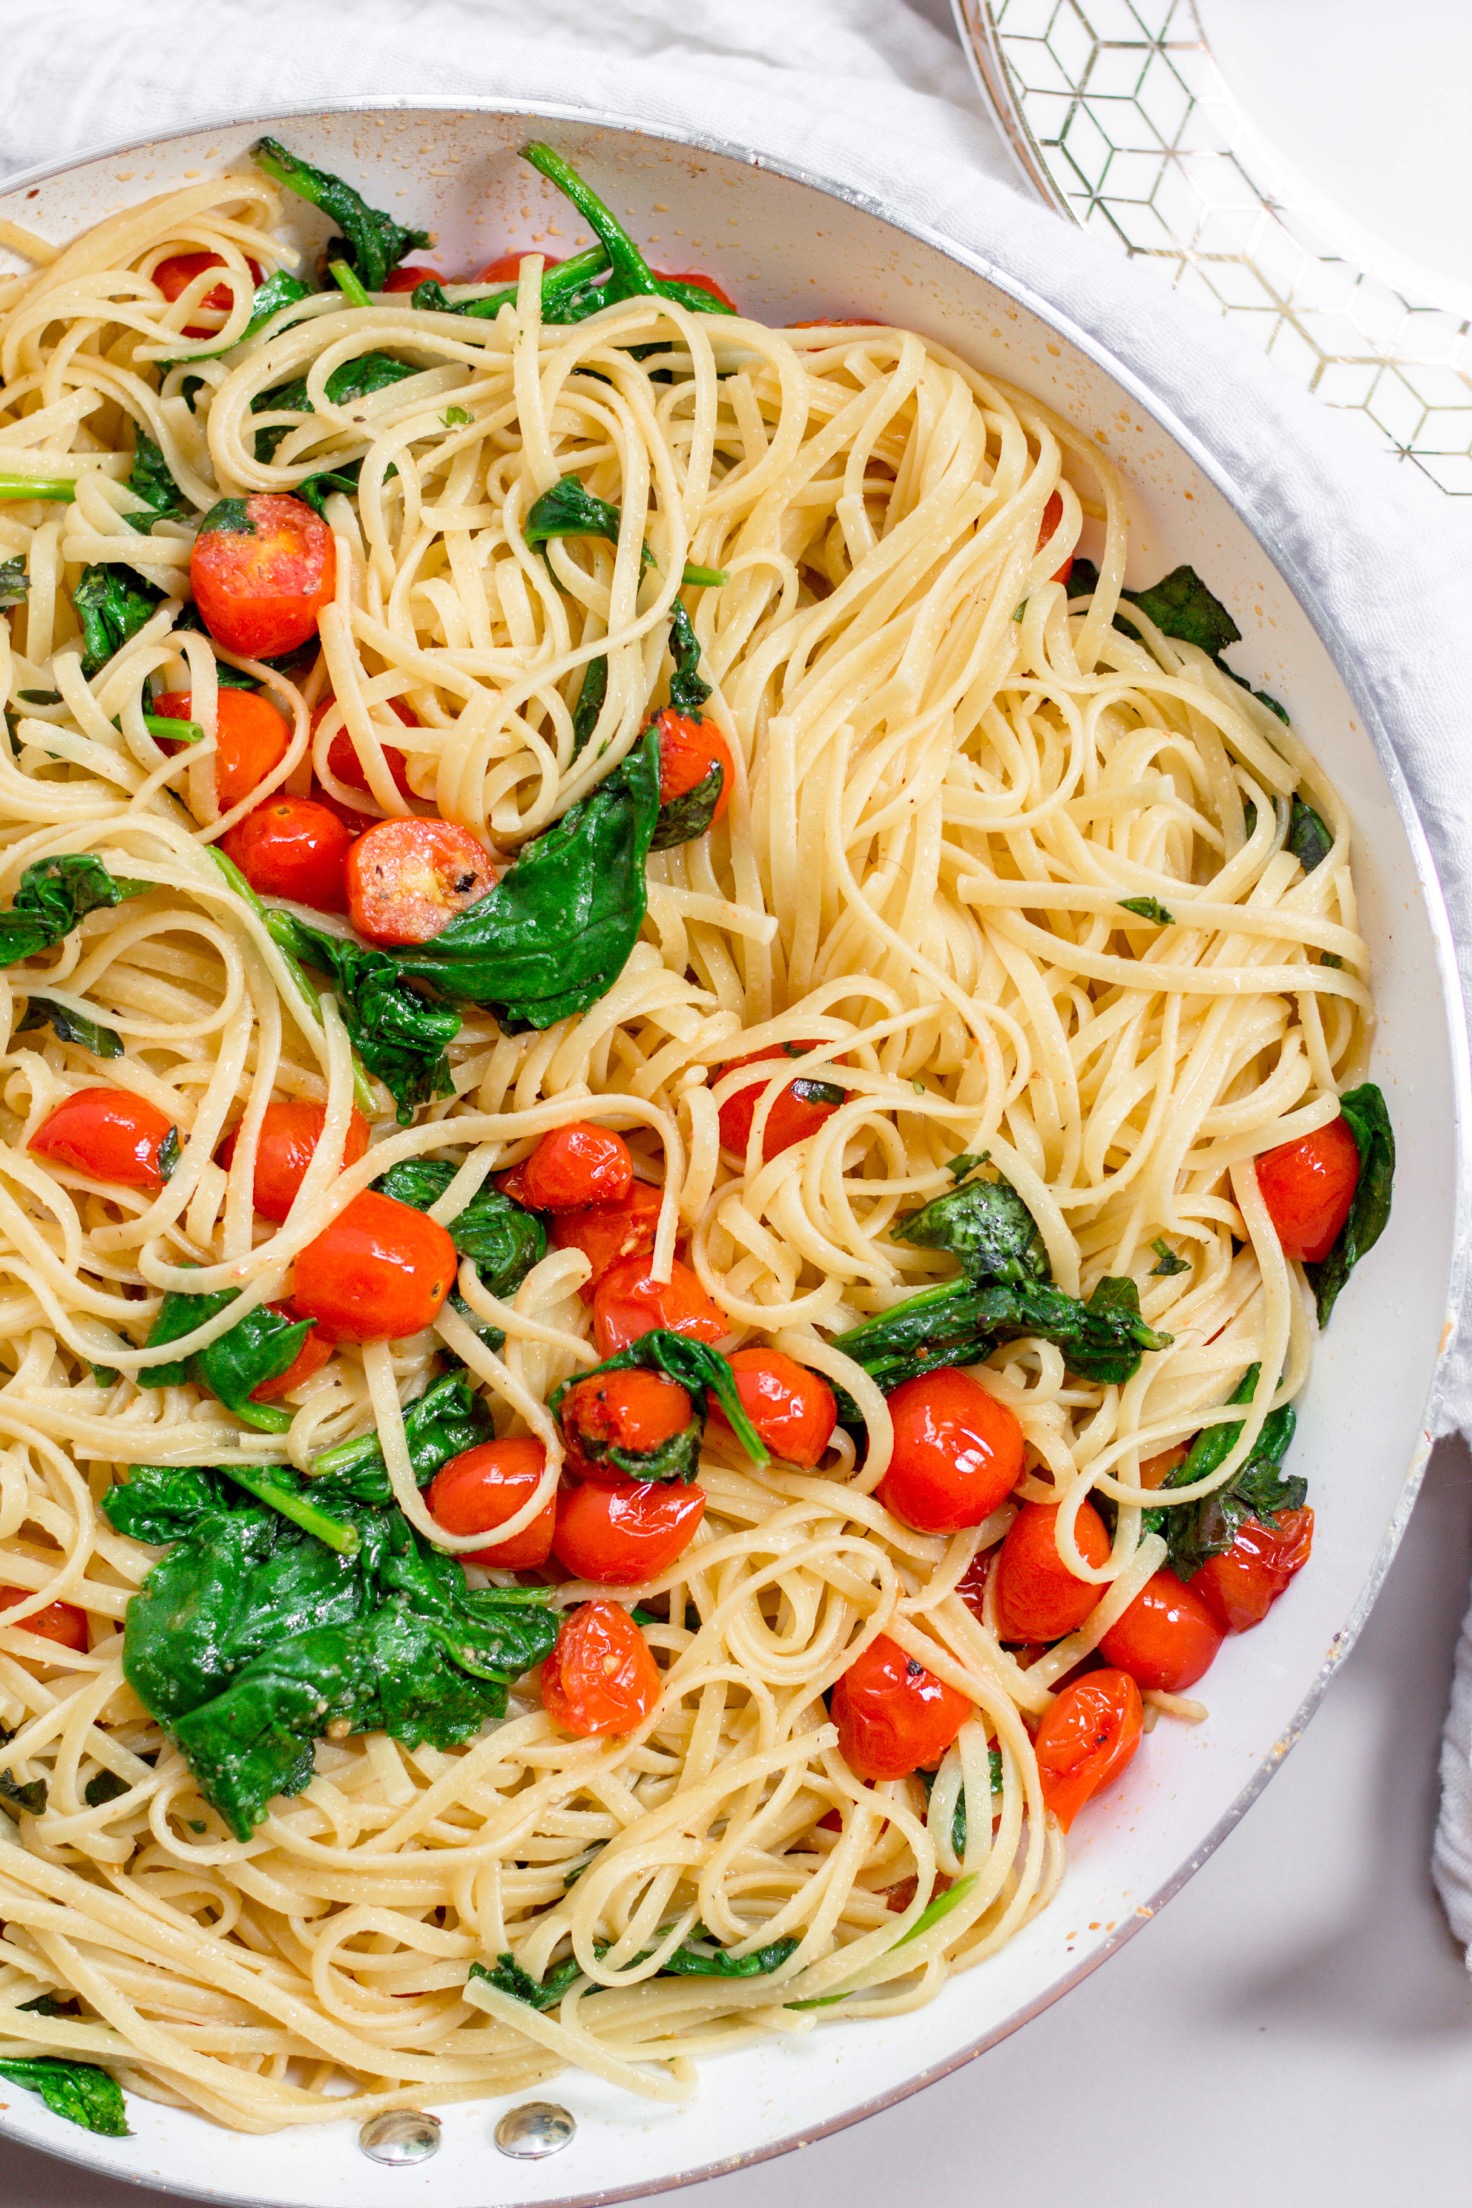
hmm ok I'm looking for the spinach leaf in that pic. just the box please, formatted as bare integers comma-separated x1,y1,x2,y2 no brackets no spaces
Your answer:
266,913,461,1124
0,1767,46,1815
521,142,736,322
15,995,123,1057
297,459,363,514
525,474,627,556
650,761,724,852
251,352,419,461
472,1952,583,2012
1150,1236,1189,1276
126,431,188,526
141,1289,311,1435
1287,793,1333,874
1145,1362,1303,1578
1123,566,1240,657
1304,1083,1394,1326
550,1327,767,1473
0,855,147,968
890,1160,1049,1284
251,138,429,292
102,1463,222,1544
17,1992,77,2015
659,1929,799,1978
0,557,29,607
310,1370,492,1496
0,2057,129,2136
570,655,607,759
373,1157,546,1296
72,566,163,676
833,1269,1169,1392
83,1768,132,1807
1119,896,1174,925
666,597,713,718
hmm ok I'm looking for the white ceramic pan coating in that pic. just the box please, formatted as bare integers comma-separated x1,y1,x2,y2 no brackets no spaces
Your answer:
0,99,1464,2208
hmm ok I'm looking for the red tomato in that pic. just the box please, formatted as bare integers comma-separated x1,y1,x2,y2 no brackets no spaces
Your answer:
427,1437,555,1567
478,251,564,282
877,1367,1025,1535
30,1088,177,1191
221,796,355,911
1256,1114,1361,1264
311,695,417,807
346,817,498,947
592,1254,727,1357
654,270,738,311
552,1181,664,1295
1033,1668,1143,1831
832,1634,971,1782
552,1478,705,1585
541,1598,660,1736
154,249,262,335
1099,1569,1224,1692
152,687,291,813
561,1368,695,1482
653,708,733,821
719,1347,837,1467
1038,489,1073,586
217,1101,369,1224
717,1043,846,1162
994,1498,1111,1642
383,264,442,293
190,494,335,660
1194,1506,1315,1634
513,1124,634,1211
0,1587,88,1652
292,1189,456,1342
249,1307,334,1402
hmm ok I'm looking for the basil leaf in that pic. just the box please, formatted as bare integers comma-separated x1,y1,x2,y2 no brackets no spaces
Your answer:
0,2057,129,2136
1304,1083,1395,1327
251,138,429,292
15,995,123,1057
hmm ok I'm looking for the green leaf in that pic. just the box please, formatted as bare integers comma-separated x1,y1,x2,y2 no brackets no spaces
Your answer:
310,1371,492,1496
266,912,461,1124
219,1465,360,1554
650,759,723,851
443,405,473,427
83,1768,131,1807
0,557,29,607
103,1463,225,1545
551,1327,767,1471
1124,566,1240,657
520,142,736,322
525,474,627,555
410,246,607,327
0,854,148,969
251,352,419,461
89,1364,119,1387
0,2057,129,2136
1118,896,1174,925
570,656,607,758
373,1157,546,1297
126,431,188,526
1304,1083,1394,1327
472,1952,583,2011
1287,794,1333,874
156,1125,182,1182
15,995,123,1058
890,1160,1050,1285
658,1930,799,1977
72,566,163,676
833,1273,1170,1394
16,690,59,706
1150,1236,1189,1276
251,137,429,292
328,258,372,309
297,459,363,515
141,1289,310,1433
666,598,712,718
0,1767,46,1815
1144,1362,1302,1577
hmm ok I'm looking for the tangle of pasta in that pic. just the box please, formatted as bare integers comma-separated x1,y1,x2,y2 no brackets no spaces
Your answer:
0,148,1371,2134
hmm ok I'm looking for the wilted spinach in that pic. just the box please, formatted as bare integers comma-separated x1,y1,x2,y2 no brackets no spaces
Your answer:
251,138,429,292
1144,1362,1304,1579
265,912,461,1124
0,854,147,969
550,1326,767,1480
0,2056,129,2136
126,431,188,527
15,994,123,1057
141,1286,311,1436
310,1370,493,1497
72,566,164,676
1303,1082,1394,1326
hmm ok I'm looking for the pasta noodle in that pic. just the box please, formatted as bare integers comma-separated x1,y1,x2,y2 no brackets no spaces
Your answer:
0,146,1372,2134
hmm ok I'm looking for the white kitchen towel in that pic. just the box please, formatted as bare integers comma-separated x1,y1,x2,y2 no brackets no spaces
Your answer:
5,0,1472,1930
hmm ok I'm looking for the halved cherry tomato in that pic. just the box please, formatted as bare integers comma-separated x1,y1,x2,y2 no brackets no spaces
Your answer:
292,1190,456,1342
717,1043,846,1162
653,708,732,821
877,1367,1025,1535
1099,1569,1224,1692
717,1347,836,1467
1038,489,1073,586
346,818,498,947
561,1368,695,1482
477,251,563,282
154,250,263,336
513,1124,634,1211
994,1498,1111,1642
0,1587,88,1652
218,1101,370,1224
190,494,335,660
221,796,355,911
654,270,738,311
592,1254,727,1357
311,695,418,809
383,264,442,293
1256,1114,1361,1264
1194,1506,1314,1634
552,1477,705,1585
249,1307,334,1402
1033,1667,1143,1831
552,1181,663,1296
427,1437,555,1567
152,687,291,813
30,1088,177,1191
832,1634,971,1782
541,1598,660,1736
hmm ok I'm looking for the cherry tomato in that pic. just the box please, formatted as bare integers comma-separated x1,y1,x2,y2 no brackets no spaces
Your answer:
561,1369,695,1482
0,1587,88,1652
994,1498,1111,1642
292,1189,456,1342
217,1100,370,1224
1099,1569,1224,1692
877,1367,1025,1535
718,1347,837,1467
592,1254,727,1357
541,1598,660,1736
154,250,262,336
383,264,443,292
221,796,355,911
513,1123,634,1211
427,1437,555,1567
152,687,291,813
653,708,733,821
311,695,417,808
552,1181,664,1295
1033,1668,1143,1832
345,817,498,947
249,1307,334,1402
552,1477,706,1585
30,1087,177,1191
654,270,738,311
831,1634,972,1782
1038,489,1073,585
1256,1114,1361,1264
717,1043,846,1162
477,251,564,282
190,494,335,660
1194,1506,1315,1634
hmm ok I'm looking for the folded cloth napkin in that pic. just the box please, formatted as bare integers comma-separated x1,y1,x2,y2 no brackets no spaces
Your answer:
4,0,1472,1928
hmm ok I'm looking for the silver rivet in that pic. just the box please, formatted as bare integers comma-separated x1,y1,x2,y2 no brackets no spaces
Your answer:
358,2109,442,2165
493,2101,576,2159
